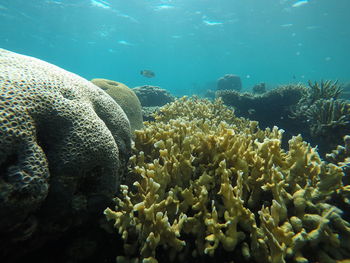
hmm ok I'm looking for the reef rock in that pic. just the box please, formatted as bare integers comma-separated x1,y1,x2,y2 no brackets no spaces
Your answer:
91,78,143,133
216,84,306,149
0,49,131,260
133,85,175,107
252,82,266,94
217,74,242,91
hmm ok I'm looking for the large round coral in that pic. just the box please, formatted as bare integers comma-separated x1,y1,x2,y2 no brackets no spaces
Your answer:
91,78,143,133
0,49,131,259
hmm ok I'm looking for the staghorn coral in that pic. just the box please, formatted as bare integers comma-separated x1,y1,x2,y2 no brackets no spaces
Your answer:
306,80,342,104
306,99,350,137
290,80,342,120
287,80,349,155
105,97,350,263
0,49,131,261
91,78,143,133
302,99,350,153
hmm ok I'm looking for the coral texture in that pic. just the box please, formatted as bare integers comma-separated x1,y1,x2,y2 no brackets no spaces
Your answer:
306,99,350,138
0,49,131,259
105,97,349,263
91,78,143,132
290,80,350,154
216,84,305,136
252,82,267,94
141,106,161,122
327,135,350,168
133,85,175,107
217,74,242,91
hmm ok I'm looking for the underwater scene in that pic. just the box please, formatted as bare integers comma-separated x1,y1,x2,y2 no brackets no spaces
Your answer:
1,0,350,263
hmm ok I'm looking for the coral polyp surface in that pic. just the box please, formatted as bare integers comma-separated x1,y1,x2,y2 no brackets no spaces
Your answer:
0,49,131,260
91,78,143,133
105,97,350,263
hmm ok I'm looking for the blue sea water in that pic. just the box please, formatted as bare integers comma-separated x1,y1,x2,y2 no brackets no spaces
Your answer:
0,0,349,96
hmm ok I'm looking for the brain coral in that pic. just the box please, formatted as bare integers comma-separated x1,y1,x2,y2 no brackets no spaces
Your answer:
105,97,350,263
0,48,131,257
91,78,143,133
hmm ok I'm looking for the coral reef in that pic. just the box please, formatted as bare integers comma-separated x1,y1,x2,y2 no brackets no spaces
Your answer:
217,81,349,155
105,97,349,263
141,106,161,122
0,49,131,261
326,135,350,185
306,80,342,104
340,82,350,100
290,81,350,154
216,84,306,137
217,74,242,91
154,96,251,129
325,136,350,224
327,135,350,167
306,99,350,139
133,85,175,107
291,80,342,120
91,78,143,133
204,89,216,100
252,82,267,94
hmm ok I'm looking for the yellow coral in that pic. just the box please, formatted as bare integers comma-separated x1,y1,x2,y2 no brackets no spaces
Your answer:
105,97,349,263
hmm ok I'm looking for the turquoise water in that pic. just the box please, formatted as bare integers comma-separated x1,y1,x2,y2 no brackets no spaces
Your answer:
1,0,349,96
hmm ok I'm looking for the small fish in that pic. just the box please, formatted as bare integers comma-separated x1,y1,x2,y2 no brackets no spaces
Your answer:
140,70,155,78
292,0,308,8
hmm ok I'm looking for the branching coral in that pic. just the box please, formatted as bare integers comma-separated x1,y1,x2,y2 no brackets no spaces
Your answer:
105,97,350,263
154,96,251,130
290,80,342,119
327,135,350,168
306,80,342,104
289,80,349,154
306,99,350,136
326,135,350,216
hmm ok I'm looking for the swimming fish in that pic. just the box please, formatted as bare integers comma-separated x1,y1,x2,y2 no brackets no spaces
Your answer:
140,70,155,78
